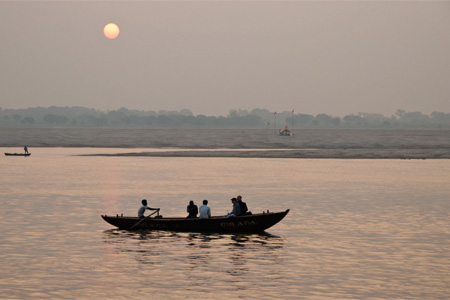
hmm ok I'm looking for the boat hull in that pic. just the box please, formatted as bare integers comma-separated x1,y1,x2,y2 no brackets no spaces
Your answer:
102,209,289,233
5,153,31,156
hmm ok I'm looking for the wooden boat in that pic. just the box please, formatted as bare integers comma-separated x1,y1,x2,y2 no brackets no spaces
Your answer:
4,153,31,156
102,209,290,233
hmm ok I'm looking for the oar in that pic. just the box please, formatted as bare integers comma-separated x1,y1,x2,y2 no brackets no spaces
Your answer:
130,210,159,230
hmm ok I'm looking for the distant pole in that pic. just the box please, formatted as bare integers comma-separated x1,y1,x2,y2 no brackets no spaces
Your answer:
273,112,277,135
291,109,294,136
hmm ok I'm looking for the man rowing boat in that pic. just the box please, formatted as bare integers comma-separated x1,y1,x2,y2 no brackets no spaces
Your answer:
138,199,160,218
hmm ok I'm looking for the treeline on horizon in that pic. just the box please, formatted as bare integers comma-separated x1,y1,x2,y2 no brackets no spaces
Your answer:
1,106,450,129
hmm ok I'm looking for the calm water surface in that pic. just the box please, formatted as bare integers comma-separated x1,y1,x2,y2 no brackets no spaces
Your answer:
1,148,449,299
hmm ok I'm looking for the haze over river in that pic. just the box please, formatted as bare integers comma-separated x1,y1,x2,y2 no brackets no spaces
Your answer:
1,129,449,299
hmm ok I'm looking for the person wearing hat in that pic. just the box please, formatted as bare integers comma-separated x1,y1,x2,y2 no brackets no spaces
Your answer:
228,197,242,217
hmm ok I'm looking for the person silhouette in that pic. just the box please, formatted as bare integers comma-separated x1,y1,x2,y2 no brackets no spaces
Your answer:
187,200,198,218
199,200,211,219
138,199,159,218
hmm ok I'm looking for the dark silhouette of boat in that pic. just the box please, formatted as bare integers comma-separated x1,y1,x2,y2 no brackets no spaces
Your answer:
102,209,290,233
4,153,31,156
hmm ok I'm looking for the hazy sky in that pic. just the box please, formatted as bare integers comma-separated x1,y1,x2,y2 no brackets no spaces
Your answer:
1,1,449,117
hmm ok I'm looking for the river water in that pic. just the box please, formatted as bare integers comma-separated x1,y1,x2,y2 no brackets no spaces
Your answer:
1,147,449,299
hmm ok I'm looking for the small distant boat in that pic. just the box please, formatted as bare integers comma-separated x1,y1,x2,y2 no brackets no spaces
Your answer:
5,153,31,156
279,125,292,136
102,209,290,233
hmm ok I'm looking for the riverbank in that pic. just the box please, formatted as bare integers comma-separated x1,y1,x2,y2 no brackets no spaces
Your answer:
82,148,448,159
2,128,450,159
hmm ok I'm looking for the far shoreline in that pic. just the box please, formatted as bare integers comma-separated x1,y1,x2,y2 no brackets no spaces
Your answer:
2,128,450,159
79,149,449,159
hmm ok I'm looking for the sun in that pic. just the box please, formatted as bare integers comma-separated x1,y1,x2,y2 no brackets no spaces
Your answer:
104,23,120,39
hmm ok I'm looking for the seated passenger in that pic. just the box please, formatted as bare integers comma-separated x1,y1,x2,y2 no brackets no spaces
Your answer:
199,200,211,219
228,197,241,217
237,195,250,215
187,200,198,218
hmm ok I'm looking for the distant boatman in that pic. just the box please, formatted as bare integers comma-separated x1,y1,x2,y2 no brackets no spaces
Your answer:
24,146,29,154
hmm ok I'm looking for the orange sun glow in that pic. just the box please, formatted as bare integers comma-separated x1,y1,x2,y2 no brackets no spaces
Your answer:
104,23,120,39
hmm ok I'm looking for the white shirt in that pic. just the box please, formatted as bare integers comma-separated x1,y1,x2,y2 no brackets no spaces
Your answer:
138,205,149,218
199,205,211,218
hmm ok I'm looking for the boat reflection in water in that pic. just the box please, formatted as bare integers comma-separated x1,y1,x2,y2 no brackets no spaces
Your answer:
102,229,286,276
